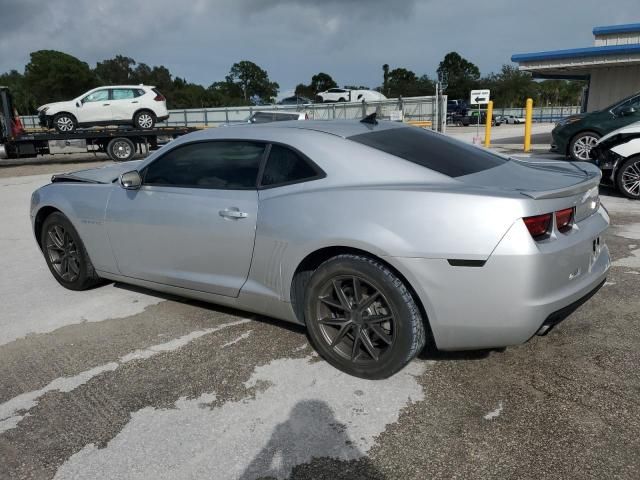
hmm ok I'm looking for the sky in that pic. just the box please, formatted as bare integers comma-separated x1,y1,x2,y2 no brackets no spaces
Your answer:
0,0,638,98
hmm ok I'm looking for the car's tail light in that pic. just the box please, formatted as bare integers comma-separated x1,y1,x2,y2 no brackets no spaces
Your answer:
556,207,574,233
523,213,552,239
152,88,166,101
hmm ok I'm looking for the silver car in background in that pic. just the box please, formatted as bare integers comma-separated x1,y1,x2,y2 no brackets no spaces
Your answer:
30,119,610,378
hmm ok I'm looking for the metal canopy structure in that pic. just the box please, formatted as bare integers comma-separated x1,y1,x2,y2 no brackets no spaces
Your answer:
512,23,640,111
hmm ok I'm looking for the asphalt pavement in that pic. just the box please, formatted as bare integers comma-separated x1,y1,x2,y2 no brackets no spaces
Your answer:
1,156,639,479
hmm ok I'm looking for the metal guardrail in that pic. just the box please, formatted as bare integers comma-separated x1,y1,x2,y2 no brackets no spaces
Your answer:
18,96,445,130
18,100,580,131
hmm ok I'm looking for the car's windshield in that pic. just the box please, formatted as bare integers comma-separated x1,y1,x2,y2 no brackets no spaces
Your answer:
348,126,507,177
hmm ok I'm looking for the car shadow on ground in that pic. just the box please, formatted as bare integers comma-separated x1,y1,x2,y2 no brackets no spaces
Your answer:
113,282,503,365
112,281,308,335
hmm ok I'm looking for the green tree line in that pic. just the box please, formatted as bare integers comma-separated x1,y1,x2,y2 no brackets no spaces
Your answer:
1,49,584,114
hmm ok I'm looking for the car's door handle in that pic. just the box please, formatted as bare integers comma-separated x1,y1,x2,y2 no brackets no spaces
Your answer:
219,209,248,219
103,103,110,106
131,101,139,103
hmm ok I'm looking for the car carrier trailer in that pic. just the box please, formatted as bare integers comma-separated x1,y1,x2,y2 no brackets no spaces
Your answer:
0,86,197,162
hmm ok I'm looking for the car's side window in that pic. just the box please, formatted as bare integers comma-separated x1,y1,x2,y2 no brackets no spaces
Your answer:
614,96,640,115
260,144,321,187
112,89,135,100
82,90,109,103
143,141,266,189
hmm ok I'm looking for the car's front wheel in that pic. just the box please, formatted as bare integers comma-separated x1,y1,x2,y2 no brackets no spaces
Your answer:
41,212,102,290
134,110,155,129
53,113,76,133
569,131,600,161
616,155,640,199
304,254,426,379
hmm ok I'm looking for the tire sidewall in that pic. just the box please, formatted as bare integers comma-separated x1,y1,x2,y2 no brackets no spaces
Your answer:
304,256,423,379
41,213,95,290
569,131,600,161
616,156,640,199
108,137,135,162
134,110,155,129
53,113,76,133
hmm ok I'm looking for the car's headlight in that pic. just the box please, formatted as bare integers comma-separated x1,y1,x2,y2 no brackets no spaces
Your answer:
556,116,581,127
40,107,49,113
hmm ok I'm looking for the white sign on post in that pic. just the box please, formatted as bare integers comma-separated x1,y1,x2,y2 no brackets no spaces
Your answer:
470,89,490,105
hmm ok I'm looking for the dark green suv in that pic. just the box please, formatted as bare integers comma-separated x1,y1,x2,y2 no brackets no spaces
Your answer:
552,92,640,161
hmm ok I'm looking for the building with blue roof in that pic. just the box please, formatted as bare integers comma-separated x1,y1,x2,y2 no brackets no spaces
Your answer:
512,23,640,112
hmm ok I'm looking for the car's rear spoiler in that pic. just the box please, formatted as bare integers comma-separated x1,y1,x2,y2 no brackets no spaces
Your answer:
519,173,601,199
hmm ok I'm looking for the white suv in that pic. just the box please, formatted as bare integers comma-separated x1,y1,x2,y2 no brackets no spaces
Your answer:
37,85,169,133
316,88,352,103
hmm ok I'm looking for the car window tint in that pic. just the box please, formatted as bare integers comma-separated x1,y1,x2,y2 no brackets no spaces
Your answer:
144,141,265,189
348,127,507,178
83,90,109,102
112,89,135,100
618,95,640,112
261,145,318,187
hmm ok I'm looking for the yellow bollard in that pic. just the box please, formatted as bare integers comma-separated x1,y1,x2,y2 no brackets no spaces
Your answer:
524,98,533,152
484,100,493,147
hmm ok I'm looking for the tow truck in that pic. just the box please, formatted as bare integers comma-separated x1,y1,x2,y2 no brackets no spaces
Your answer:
0,86,197,163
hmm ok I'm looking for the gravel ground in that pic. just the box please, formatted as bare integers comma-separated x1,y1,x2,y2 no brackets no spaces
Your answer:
1,160,638,480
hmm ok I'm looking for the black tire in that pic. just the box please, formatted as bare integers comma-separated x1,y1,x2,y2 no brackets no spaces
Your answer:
133,110,156,129
615,155,640,199
304,254,426,379
569,131,601,161
338,97,346,102
53,113,76,133
107,137,135,162
41,212,102,291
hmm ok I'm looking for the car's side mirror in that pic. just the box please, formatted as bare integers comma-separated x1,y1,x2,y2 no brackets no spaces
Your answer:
120,171,142,190
618,106,636,116
76,101,81,108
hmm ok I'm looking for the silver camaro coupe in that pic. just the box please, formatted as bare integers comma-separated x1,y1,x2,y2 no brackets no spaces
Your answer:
31,118,610,378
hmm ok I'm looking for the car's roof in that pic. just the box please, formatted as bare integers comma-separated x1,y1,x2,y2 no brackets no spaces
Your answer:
252,110,302,115
251,119,408,138
92,85,155,89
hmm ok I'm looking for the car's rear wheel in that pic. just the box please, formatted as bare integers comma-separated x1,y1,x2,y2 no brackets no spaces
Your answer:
616,156,640,199
53,113,76,133
570,131,600,161
107,137,136,162
41,212,102,290
134,110,155,129
304,254,426,379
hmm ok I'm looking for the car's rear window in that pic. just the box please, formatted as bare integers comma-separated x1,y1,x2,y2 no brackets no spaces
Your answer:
348,127,507,178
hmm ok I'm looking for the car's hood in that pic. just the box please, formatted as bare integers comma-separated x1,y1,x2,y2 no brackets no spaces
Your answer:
598,120,640,144
37,100,77,112
460,157,601,199
51,160,145,184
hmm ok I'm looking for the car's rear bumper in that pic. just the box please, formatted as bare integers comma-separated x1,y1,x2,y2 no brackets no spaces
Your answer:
535,278,605,336
156,114,170,122
388,206,610,350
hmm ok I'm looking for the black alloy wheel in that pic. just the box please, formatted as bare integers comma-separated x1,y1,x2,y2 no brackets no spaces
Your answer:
616,156,640,199
305,254,426,379
41,212,102,290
